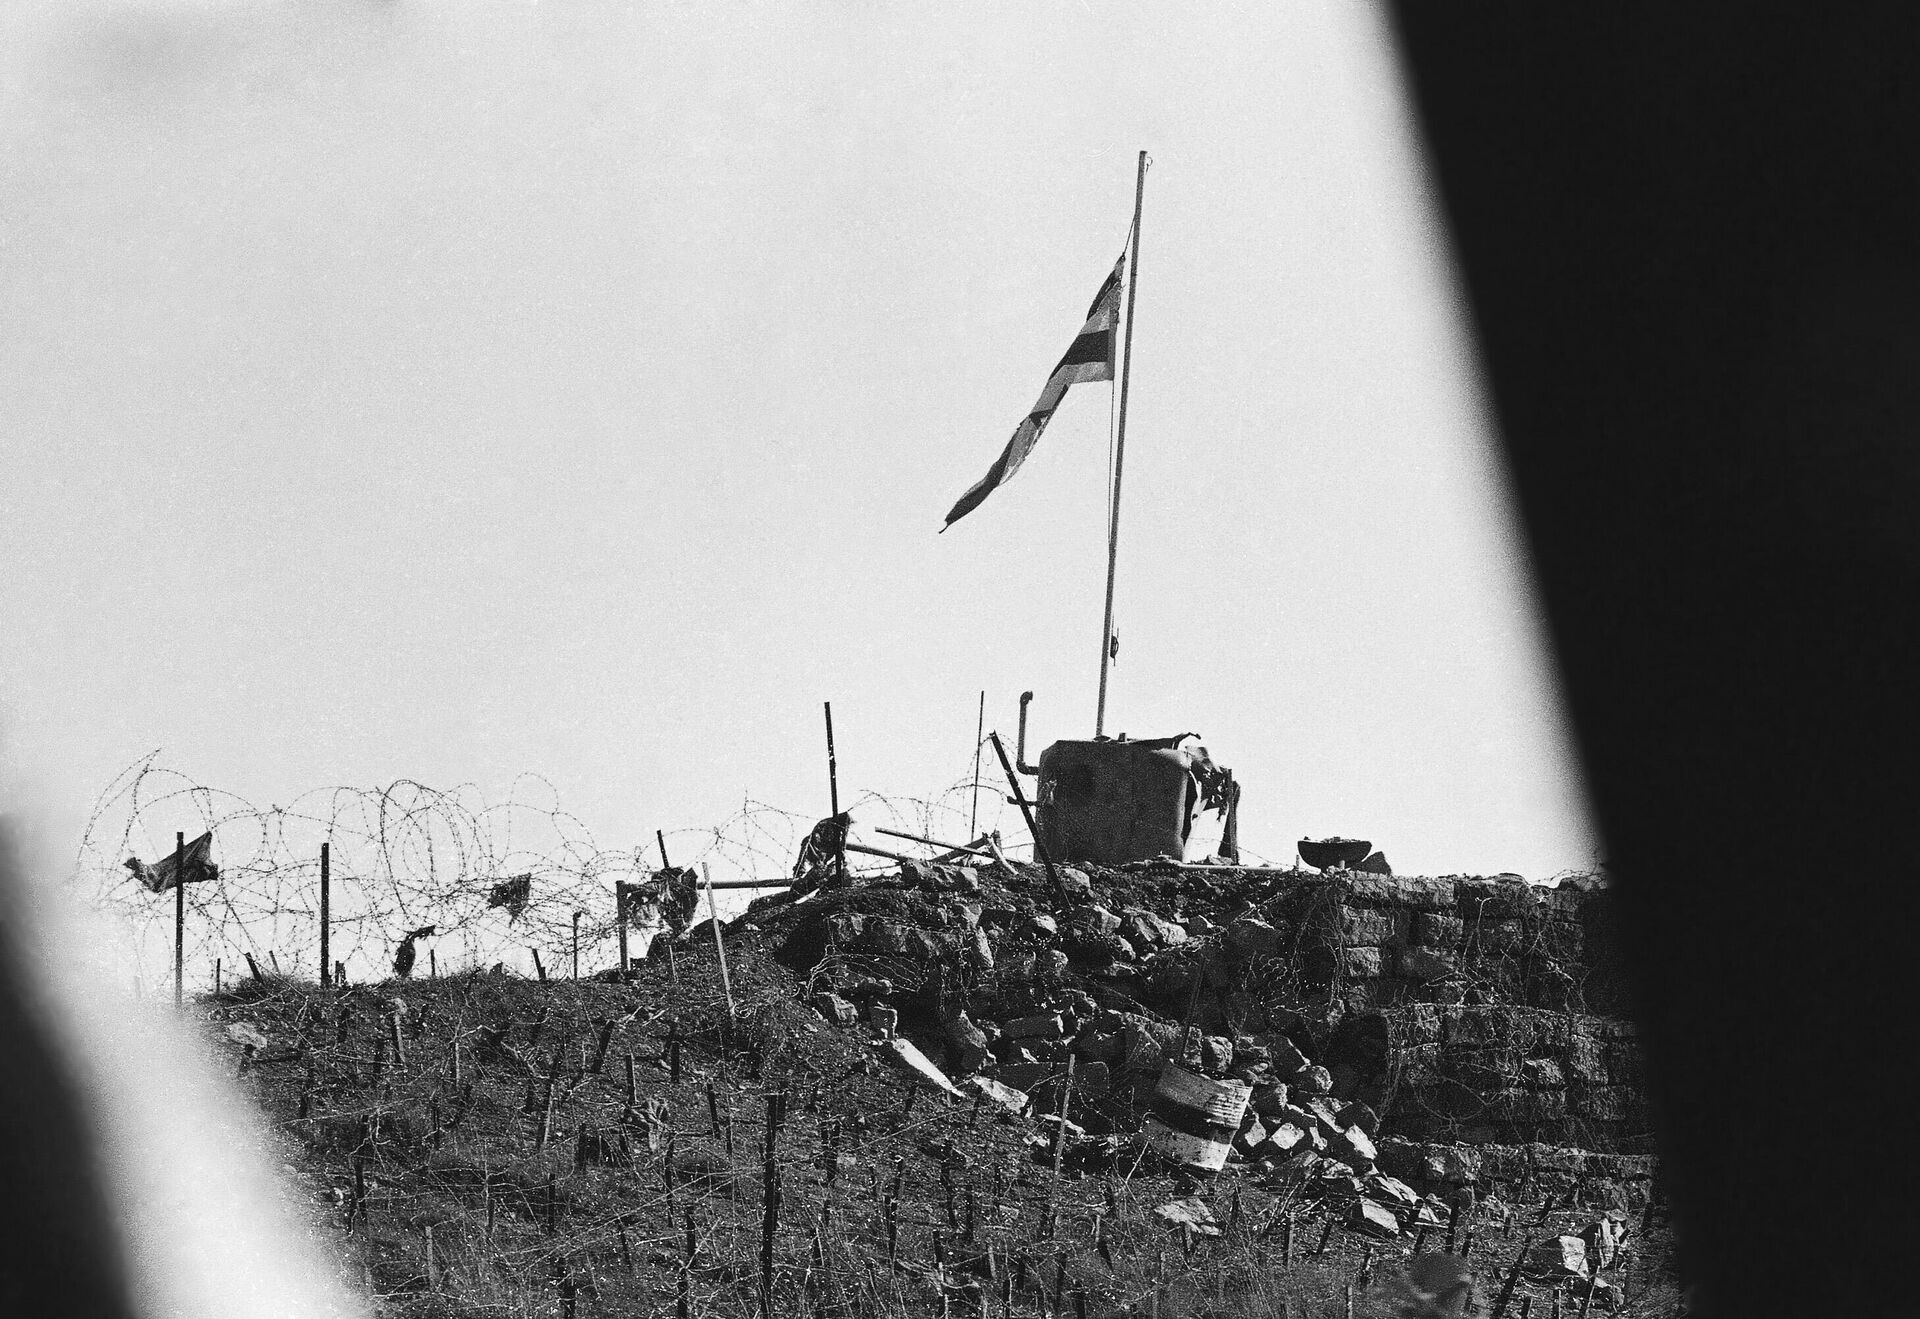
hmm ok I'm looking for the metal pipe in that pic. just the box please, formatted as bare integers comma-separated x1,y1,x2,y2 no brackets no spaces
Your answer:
844,841,917,864
873,826,993,858
1096,151,1150,738
1017,691,1040,774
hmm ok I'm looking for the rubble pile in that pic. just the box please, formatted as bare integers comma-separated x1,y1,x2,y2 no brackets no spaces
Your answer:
733,852,1653,1236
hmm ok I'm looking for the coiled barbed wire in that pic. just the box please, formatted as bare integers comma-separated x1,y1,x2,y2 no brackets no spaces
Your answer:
74,750,1025,989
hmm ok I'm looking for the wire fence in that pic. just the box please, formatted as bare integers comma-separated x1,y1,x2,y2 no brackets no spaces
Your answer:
75,750,1030,993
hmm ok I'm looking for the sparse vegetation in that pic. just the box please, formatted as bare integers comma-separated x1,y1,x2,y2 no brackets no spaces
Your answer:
205,910,1682,1318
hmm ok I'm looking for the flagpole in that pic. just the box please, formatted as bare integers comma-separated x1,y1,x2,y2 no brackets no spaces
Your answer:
1096,150,1148,738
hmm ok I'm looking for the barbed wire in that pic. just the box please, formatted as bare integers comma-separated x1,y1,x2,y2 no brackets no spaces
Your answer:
72,749,1030,990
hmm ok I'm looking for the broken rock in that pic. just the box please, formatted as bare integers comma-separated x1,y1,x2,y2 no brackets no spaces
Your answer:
1528,1235,1592,1280
963,1076,1028,1115
1350,1199,1402,1238
1003,1013,1065,1040
812,992,859,1028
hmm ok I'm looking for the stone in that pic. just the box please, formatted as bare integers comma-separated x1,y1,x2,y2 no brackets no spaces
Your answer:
1569,1083,1639,1122
1263,1122,1311,1155
882,1037,963,1096
1021,1039,1071,1065
1399,947,1456,981
1225,916,1284,959
1022,913,1059,940
1230,1062,1278,1088
824,913,866,946
1528,1235,1591,1280
1337,1101,1381,1135
1233,1114,1270,1157
1339,906,1410,947
812,992,859,1027
1057,869,1093,900
225,1022,270,1051
1350,1199,1401,1238
1068,904,1121,937
943,1012,991,1071
1268,1033,1311,1074
965,1076,1028,1113
1075,1030,1124,1065
1343,946,1388,977
1292,1065,1333,1097
1200,1035,1234,1073
1063,932,1130,969
1521,1058,1565,1087
1251,1084,1292,1118
1453,877,1537,920
1333,1125,1377,1166
1365,1172,1421,1210
866,921,946,961
1122,908,1186,949
867,1004,899,1037
1413,912,1467,947
1426,1146,1481,1184
1076,1061,1111,1095
1004,1013,1065,1040
1582,1212,1629,1268
967,926,996,971
1183,915,1220,938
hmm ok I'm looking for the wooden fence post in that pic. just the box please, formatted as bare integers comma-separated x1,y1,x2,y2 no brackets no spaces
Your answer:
701,863,735,1017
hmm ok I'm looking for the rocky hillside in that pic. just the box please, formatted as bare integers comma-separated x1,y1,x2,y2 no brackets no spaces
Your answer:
206,858,1680,1318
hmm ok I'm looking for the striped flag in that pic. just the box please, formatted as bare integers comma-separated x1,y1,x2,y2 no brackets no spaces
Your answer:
943,255,1126,530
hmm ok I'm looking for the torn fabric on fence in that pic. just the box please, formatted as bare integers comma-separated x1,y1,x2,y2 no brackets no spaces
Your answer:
125,830,218,893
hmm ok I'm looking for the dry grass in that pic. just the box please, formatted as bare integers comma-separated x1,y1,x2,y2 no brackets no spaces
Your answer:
206,935,1680,1319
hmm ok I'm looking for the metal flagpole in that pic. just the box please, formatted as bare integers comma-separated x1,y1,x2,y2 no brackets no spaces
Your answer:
1096,150,1149,738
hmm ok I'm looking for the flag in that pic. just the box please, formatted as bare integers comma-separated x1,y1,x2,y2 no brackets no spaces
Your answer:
943,254,1125,530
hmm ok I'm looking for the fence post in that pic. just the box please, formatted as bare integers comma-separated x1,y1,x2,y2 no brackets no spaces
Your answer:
173,831,185,1005
616,882,630,974
824,701,846,884
319,842,330,988
761,1091,786,1319
678,1210,695,1319
1492,1242,1530,1319
702,863,735,1018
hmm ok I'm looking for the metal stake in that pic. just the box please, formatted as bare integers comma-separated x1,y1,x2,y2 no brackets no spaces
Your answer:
319,842,331,988
825,700,846,882
173,831,185,1005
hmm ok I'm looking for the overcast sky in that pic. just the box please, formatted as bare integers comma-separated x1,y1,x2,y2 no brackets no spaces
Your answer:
1,0,1598,890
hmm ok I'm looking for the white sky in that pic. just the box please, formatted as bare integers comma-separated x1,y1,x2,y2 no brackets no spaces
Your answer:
1,0,1598,885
